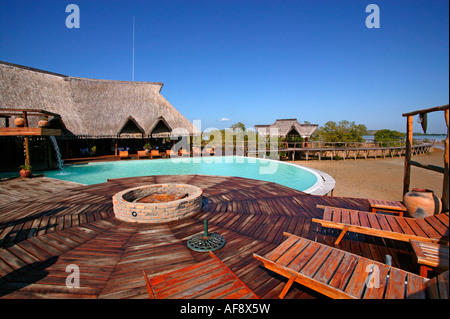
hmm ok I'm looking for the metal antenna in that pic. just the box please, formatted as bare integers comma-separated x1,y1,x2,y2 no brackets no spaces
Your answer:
132,16,135,81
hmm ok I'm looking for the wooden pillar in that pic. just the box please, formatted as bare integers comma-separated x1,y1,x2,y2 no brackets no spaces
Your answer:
24,137,30,166
403,115,413,197
22,111,30,166
443,109,449,212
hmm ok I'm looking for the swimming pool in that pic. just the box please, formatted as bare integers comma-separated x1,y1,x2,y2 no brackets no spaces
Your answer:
43,156,333,194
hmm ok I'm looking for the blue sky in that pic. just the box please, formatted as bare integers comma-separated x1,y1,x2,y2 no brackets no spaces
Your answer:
1,0,448,133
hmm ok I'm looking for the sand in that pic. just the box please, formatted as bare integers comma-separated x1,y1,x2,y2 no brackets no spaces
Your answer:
291,147,446,202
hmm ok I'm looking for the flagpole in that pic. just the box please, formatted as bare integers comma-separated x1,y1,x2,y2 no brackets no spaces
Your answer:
132,16,135,81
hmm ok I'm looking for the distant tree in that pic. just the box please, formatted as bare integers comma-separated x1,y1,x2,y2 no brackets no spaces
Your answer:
312,120,367,143
374,129,405,146
230,122,246,132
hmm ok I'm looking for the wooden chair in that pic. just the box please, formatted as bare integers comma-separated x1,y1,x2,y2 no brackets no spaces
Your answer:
410,240,449,277
151,150,162,158
142,251,258,299
312,206,449,246
137,150,150,159
119,151,130,159
253,232,448,299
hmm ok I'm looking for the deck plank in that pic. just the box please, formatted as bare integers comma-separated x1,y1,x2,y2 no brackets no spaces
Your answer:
0,174,440,299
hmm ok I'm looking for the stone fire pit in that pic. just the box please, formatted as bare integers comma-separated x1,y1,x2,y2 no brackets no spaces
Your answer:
112,184,203,223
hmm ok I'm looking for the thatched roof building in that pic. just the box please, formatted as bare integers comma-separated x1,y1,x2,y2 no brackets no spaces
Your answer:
0,61,199,138
255,119,318,139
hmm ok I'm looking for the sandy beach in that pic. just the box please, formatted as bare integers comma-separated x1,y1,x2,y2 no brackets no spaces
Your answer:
291,146,446,202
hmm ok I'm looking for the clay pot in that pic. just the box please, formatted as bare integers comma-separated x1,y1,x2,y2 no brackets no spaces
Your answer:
404,188,442,218
14,117,25,127
20,169,32,178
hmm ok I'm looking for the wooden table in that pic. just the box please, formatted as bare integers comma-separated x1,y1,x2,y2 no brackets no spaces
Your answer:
410,240,449,277
368,199,407,217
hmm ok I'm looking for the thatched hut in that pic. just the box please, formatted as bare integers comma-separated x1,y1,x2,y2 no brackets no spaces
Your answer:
0,61,199,170
255,119,318,141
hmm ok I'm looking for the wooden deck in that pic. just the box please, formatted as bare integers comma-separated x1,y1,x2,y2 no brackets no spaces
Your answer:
143,251,259,299
0,174,436,299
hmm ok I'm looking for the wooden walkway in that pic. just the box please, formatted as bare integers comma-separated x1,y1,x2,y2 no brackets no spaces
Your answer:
0,174,439,299
247,143,432,161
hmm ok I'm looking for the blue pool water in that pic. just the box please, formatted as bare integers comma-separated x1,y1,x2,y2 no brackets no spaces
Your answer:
43,156,322,193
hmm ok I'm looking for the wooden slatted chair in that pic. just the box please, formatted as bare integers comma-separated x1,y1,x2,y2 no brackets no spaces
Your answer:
253,232,448,299
312,206,449,246
137,150,150,159
142,251,258,299
119,151,130,159
151,149,162,158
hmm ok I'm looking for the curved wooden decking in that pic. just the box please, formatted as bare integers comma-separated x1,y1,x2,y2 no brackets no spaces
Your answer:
0,174,422,299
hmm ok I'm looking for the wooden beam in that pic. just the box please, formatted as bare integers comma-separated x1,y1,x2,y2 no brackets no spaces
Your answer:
409,161,445,174
0,127,61,136
22,111,28,127
403,115,413,197
0,108,61,117
402,104,449,117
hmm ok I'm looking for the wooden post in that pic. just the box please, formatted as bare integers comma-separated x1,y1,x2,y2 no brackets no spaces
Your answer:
22,111,31,166
403,115,413,198
24,137,30,166
443,108,449,212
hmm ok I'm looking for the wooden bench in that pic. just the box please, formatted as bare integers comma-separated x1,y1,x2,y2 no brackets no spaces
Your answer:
368,199,407,217
313,206,449,246
143,251,258,299
410,240,449,277
253,233,448,299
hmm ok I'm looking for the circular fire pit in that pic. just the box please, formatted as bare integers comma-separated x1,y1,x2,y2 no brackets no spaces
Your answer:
112,184,203,223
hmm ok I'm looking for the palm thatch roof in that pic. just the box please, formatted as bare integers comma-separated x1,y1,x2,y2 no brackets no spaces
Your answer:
0,61,199,138
255,119,318,139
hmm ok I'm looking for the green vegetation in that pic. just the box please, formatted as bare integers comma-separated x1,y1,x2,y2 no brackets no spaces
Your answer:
374,129,405,146
229,122,246,132
311,120,367,144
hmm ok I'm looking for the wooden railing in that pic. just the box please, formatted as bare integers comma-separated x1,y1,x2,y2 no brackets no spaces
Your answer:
205,139,433,163
402,104,449,213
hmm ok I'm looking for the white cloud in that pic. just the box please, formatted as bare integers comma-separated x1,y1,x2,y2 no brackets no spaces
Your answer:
218,117,231,122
